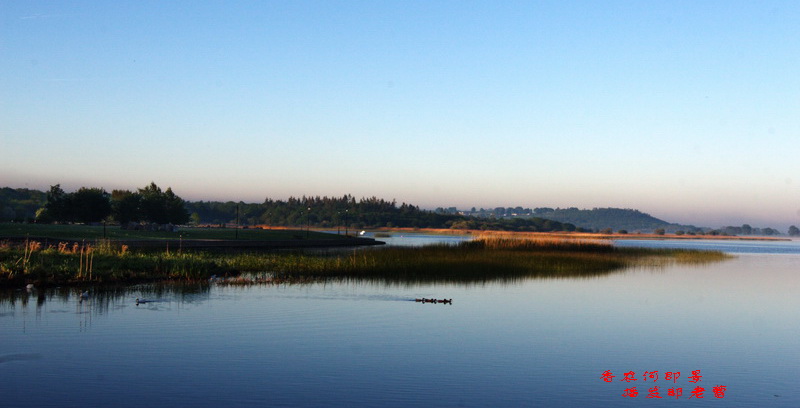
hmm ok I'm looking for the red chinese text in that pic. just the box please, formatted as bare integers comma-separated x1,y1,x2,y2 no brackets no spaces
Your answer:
668,387,683,399
688,370,702,383
664,371,681,383
600,370,615,382
646,386,662,399
689,386,705,399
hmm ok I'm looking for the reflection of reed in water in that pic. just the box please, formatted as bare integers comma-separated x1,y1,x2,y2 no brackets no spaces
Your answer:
221,235,729,286
0,283,213,313
1,235,730,301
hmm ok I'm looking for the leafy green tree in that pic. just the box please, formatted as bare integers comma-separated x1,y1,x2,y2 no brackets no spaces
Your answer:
43,184,71,222
164,187,190,224
138,182,167,223
34,207,52,223
135,182,190,224
39,185,112,223
111,190,142,224
70,187,111,223
654,228,666,235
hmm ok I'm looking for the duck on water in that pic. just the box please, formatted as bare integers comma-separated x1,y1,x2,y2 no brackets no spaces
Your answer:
415,298,452,304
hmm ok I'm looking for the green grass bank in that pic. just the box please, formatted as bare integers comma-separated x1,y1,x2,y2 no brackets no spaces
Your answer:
0,223,350,241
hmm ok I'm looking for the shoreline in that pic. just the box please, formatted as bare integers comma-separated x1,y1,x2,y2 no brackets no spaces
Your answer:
0,235,384,250
361,227,792,242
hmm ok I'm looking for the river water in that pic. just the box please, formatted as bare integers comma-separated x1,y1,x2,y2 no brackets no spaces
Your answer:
1,238,798,407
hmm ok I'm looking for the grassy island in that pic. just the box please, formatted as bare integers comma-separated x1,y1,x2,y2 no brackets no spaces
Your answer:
1,226,731,287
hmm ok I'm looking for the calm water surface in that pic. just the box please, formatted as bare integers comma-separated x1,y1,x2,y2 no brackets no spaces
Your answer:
1,239,798,407
365,231,473,247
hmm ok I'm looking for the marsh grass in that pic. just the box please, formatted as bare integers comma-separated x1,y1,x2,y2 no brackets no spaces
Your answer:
1,235,730,287
1,240,231,286
216,235,730,284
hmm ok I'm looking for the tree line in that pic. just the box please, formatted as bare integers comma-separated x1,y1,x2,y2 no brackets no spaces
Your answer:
0,187,575,231
709,224,787,236
184,195,578,232
3,185,798,235
187,195,462,229
35,183,189,225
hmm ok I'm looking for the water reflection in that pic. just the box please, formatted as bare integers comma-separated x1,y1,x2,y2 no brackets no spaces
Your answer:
1,249,730,309
2,250,798,407
0,265,670,314
372,232,473,247
334,265,630,287
0,283,213,316
0,262,642,314
0,353,42,364
615,238,800,254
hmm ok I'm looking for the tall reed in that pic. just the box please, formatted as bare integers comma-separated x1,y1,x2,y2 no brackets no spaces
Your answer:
1,234,730,287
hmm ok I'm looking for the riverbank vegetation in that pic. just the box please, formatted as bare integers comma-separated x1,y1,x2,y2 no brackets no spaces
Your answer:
0,223,347,242
1,239,228,286
1,234,730,287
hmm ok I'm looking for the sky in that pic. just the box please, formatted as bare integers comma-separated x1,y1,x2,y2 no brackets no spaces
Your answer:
1,1,799,230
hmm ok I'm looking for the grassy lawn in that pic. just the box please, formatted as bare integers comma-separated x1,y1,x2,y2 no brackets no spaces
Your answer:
0,223,344,241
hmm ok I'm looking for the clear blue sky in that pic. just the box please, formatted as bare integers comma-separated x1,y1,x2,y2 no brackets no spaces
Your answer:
2,1,799,229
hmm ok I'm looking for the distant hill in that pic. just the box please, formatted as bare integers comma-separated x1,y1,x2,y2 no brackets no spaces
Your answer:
450,206,703,233
531,207,697,233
